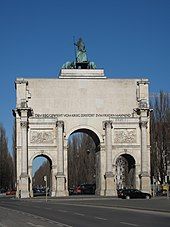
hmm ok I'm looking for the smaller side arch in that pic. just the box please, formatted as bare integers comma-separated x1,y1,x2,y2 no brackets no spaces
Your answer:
114,151,137,189
113,151,138,166
29,151,53,167
28,151,55,198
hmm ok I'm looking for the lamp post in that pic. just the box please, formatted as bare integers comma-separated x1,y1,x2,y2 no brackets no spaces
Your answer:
44,176,47,202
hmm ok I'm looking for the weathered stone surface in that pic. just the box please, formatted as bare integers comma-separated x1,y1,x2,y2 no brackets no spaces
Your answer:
14,69,151,198
30,130,54,144
114,128,137,143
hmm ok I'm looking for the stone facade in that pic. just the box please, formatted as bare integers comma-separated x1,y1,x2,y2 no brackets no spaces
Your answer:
13,69,151,198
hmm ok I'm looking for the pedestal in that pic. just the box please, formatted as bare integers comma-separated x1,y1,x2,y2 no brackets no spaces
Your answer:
141,173,151,193
104,172,117,196
56,174,68,197
30,190,33,197
20,174,29,198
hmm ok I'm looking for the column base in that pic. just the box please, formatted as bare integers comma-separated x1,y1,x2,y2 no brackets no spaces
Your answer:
56,174,68,197
95,188,105,196
104,172,117,196
20,190,30,198
30,190,33,197
141,173,151,193
16,190,20,198
20,173,30,198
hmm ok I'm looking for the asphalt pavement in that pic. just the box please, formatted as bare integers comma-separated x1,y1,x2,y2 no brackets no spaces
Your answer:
0,196,169,227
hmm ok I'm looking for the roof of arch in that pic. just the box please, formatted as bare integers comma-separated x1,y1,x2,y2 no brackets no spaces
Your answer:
28,151,53,166
66,125,103,143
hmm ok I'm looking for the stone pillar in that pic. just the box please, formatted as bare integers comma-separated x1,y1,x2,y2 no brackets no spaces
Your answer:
97,144,105,196
56,121,67,196
64,139,69,195
51,165,57,197
103,121,116,196
20,110,29,198
140,119,150,192
135,164,141,190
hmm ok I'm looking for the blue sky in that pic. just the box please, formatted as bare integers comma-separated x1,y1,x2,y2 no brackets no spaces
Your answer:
0,0,170,168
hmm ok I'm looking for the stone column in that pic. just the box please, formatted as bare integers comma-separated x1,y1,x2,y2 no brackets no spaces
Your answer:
103,121,116,196
97,144,105,196
20,110,29,198
135,164,141,190
51,165,57,197
140,119,150,192
56,121,67,196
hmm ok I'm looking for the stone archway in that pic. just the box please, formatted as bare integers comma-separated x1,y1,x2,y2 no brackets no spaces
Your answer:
115,154,136,189
31,154,52,197
66,128,101,195
28,153,53,197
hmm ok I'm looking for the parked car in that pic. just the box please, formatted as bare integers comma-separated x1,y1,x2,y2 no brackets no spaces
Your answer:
6,189,16,196
0,188,7,194
118,188,151,199
80,183,96,195
74,185,82,195
33,188,49,197
72,183,96,195
68,187,75,195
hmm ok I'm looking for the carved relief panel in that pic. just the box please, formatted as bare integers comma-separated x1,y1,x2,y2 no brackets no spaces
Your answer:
30,129,54,144
114,128,137,144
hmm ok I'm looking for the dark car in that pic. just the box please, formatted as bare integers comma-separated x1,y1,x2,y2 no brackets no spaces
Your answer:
68,187,75,195
118,188,151,199
33,188,49,197
80,183,96,195
73,185,82,195
0,188,7,194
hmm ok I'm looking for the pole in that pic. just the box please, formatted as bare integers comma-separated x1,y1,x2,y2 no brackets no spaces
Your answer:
44,176,47,202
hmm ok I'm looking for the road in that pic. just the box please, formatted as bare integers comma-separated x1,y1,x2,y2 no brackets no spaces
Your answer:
0,196,170,227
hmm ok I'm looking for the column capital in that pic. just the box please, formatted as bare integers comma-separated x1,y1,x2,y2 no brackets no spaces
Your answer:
20,172,29,178
56,120,64,129
105,171,114,178
56,172,65,177
140,171,150,177
140,120,148,128
52,165,57,169
20,120,28,128
15,107,33,117
103,120,113,130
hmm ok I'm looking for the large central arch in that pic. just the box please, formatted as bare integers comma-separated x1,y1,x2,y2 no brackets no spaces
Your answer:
66,127,101,194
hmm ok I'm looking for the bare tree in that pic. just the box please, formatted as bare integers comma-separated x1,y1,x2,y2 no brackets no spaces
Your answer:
33,160,51,188
12,120,16,188
0,124,14,190
68,132,96,188
150,92,170,183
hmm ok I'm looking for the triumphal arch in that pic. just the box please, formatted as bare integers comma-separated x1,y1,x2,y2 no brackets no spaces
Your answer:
13,38,151,198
